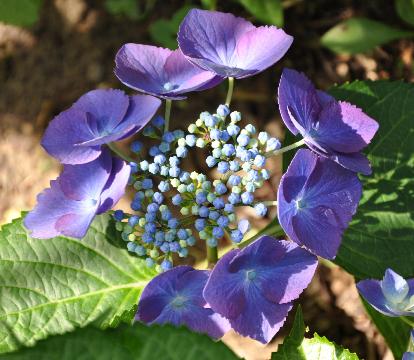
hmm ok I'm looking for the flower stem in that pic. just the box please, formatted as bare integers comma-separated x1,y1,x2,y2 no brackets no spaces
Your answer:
225,77,234,107
164,99,172,133
107,142,135,163
265,138,306,158
401,316,414,328
207,245,218,269
261,200,278,207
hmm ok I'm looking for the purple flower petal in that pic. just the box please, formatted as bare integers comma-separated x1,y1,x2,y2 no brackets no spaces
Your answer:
403,352,414,360
357,269,414,317
137,266,229,339
204,236,317,343
24,150,129,239
115,44,222,100
178,9,293,79
278,68,379,174
278,149,362,259
42,89,160,164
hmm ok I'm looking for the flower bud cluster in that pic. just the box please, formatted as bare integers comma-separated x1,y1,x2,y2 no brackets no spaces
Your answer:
113,105,281,271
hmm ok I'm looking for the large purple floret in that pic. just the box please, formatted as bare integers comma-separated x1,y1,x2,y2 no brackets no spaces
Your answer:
24,149,130,239
178,9,293,79
203,236,318,343
278,68,379,175
42,89,161,164
115,45,222,100
137,266,229,339
277,149,362,259
357,268,414,317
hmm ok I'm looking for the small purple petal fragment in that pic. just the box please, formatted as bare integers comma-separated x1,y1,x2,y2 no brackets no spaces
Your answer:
137,266,229,339
203,236,317,343
278,149,362,259
178,9,293,79
278,68,379,174
357,268,414,317
115,44,222,100
42,89,160,164
24,150,129,239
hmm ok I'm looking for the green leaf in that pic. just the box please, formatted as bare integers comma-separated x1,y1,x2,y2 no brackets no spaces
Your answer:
0,214,157,354
0,0,42,27
200,0,217,10
329,80,414,280
0,324,238,359
104,0,156,21
149,6,194,49
272,306,359,359
396,0,414,26
330,80,414,359
238,0,283,27
320,17,414,54
361,298,410,359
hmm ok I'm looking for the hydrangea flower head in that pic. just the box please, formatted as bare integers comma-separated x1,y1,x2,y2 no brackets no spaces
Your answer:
115,45,222,100
24,149,130,239
137,266,229,338
178,9,293,79
42,89,161,164
278,149,362,259
278,68,379,175
203,236,318,343
357,268,414,317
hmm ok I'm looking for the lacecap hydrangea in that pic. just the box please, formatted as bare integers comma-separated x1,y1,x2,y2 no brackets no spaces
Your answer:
25,9,378,344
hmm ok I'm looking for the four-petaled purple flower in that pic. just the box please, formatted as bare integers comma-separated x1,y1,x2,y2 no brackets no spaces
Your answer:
278,149,362,259
137,266,230,339
278,68,379,175
115,45,222,100
24,149,130,239
357,268,414,317
178,9,293,79
203,236,318,343
42,89,161,165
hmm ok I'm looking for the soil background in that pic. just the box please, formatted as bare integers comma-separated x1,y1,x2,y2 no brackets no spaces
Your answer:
1,1,413,359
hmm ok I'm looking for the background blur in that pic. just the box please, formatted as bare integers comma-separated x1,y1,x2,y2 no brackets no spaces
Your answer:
1,0,413,359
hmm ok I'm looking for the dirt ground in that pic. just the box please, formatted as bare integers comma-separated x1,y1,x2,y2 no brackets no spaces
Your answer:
1,0,413,359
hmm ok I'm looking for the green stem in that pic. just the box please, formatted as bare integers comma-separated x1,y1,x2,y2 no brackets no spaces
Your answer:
207,245,218,269
164,99,172,133
238,224,285,249
265,138,306,158
401,316,414,328
225,77,234,107
107,143,135,163
261,200,278,207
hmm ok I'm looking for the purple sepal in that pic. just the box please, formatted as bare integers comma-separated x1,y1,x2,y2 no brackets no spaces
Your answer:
203,236,317,343
115,45,222,100
178,9,293,79
24,149,130,239
278,149,362,259
137,266,230,339
42,89,161,165
278,68,379,175
357,268,414,317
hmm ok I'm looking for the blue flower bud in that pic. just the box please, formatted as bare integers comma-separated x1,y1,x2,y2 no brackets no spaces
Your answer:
207,238,218,247
160,243,170,253
266,137,281,151
219,130,230,142
127,242,136,252
178,248,189,257
196,192,207,204
207,193,216,203
199,206,209,218
185,134,197,147
204,114,218,127
215,182,227,195
212,227,224,239
206,156,217,168
195,218,206,231
143,126,156,137
148,163,160,175
209,211,220,220
229,160,240,171
140,160,149,171
173,129,184,139
176,146,188,158
254,155,266,168
245,182,256,193
186,236,196,246
213,197,225,209
227,124,240,136
147,203,159,213
145,258,155,267
210,128,221,140
228,175,241,186
254,203,268,217
172,194,183,205
168,218,179,229
162,131,175,143
228,192,241,204
169,166,181,178
230,111,241,122
217,161,230,174
222,144,235,157
145,212,156,222
230,229,243,243
258,131,269,144
158,180,170,192
141,178,153,189
237,134,250,147
142,232,154,244
241,191,254,205
113,210,124,221
161,259,173,271
187,183,195,192
217,104,230,117
154,154,166,165
224,203,234,213
160,165,169,176
177,229,188,240
212,148,222,158
217,215,230,227
149,145,161,157
170,241,181,252
245,124,256,135
131,141,143,153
